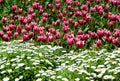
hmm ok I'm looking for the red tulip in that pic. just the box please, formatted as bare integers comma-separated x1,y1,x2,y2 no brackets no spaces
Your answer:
96,39,102,47
76,41,84,48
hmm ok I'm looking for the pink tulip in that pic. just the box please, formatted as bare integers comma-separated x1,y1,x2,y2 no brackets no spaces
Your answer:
0,0,3,4
78,19,86,25
76,41,84,48
12,4,17,11
81,5,88,11
0,31,4,37
28,8,34,14
23,35,29,41
56,3,60,9
48,35,54,42
25,24,31,31
19,8,23,13
14,32,19,39
90,7,96,13
67,38,74,45
2,17,7,23
28,32,34,38
108,21,114,27
96,39,102,47
3,34,10,42
6,31,12,37
21,29,27,35
112,38,119,45
48,4,53,8
16,25,22,33
106,36,112,42
62,26,69,33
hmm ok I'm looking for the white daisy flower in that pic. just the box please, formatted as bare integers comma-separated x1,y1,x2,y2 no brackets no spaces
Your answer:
103,75,115,80
36,78,42,81
3,77,10,81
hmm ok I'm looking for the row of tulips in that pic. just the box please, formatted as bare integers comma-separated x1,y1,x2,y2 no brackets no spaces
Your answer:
0,0,120,49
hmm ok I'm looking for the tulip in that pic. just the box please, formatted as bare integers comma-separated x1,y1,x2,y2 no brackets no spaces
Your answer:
62,26,69,33
0,31,4,37
19,8,23,13
48,4,53,8
73,22,78,28
25,24,31,31
21,29,27,35
78,19,86,25
90,7,96,13
14,32,19,39
48,35,54,42
56,3,60,9
106,36,112,42
96,39,102,47
12,4,17,11
28,32,34,38
3,34,10,42
10,14,14,19
108,21,114,27
2,17,7,23
112,38,119,45
81,5,88,11
0,0,3,4
6,31,12,37
76,41,84,48
23,35,29,41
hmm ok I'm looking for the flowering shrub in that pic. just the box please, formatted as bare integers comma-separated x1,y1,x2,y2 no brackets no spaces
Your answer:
0,41,120,81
